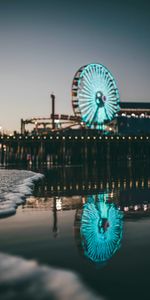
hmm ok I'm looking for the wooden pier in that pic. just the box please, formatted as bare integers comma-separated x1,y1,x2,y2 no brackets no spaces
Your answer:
0,131,150,165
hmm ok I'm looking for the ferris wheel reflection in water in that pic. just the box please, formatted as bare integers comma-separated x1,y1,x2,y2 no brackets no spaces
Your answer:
80,194,123,265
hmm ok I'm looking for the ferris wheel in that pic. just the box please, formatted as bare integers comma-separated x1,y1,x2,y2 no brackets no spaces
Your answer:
72,63,120,129
80,194,123,264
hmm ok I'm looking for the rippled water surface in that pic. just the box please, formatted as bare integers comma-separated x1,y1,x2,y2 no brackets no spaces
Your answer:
0,162,150,300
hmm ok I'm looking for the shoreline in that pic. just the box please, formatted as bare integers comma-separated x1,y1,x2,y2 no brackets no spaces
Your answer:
0,169,44,218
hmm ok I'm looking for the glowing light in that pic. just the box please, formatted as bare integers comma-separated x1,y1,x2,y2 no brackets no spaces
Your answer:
56,198,62,210
80,194,123,264
140,113,145,118
143,204,148,211
124,206,129,212
55,119,60,124
134,205,139,211
72,63,120,129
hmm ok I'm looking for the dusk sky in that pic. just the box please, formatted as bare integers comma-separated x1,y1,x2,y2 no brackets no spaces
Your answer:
0,0,150,131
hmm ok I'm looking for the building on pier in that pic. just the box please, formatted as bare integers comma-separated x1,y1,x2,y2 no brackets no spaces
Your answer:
20,102,150,135
117,102,150,135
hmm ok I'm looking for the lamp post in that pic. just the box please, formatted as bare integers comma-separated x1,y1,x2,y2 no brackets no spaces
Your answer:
50,93,55,130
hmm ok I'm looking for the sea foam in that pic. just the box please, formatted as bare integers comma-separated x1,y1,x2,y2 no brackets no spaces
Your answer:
0,252,101,300
0,170,44,218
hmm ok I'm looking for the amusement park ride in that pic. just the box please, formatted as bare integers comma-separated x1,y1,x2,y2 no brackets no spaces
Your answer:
21,63,150,135
21,63,120,134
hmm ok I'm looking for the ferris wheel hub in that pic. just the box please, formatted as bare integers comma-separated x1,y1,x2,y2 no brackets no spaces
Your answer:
95,91,106,107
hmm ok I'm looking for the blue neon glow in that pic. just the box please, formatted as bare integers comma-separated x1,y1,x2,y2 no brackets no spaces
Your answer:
77,63,120,129
80,194,123,264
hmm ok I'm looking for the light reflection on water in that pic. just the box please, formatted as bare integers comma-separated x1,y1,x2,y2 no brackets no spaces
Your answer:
80,194,123,264
21,163,150,271
1,162,150,300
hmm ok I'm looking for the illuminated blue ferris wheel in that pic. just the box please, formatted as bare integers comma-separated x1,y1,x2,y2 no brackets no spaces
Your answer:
80,194,123,264
72,63,120,129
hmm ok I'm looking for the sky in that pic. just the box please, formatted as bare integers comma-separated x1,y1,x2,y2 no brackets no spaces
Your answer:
0,0,150,131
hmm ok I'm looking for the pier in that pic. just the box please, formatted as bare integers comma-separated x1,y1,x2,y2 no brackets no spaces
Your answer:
0,131,150,165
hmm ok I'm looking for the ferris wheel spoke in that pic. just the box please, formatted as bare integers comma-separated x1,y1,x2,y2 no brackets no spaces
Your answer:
107,86,116,93
81,103,95,114
87,67,97,89
78,90,93,99
83,79,95,94
79,90,92,97
89,69,97,89
82,85,94,95
82,108,95,123
107,108,114,120
107,81,115,89
79,99,94,105
107,89,117,96
105,101,114,113
79,93,94,102
80,104,96,114
81,107,93,118
106,101,117,111
79,97,92,104
83,71,93,87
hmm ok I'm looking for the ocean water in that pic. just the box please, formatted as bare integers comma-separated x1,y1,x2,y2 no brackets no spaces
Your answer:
0,163,150,300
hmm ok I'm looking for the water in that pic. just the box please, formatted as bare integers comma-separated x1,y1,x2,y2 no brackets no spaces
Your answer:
0,162,150,300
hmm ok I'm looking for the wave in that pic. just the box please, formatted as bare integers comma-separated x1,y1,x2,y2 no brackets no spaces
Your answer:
0,170,44,218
